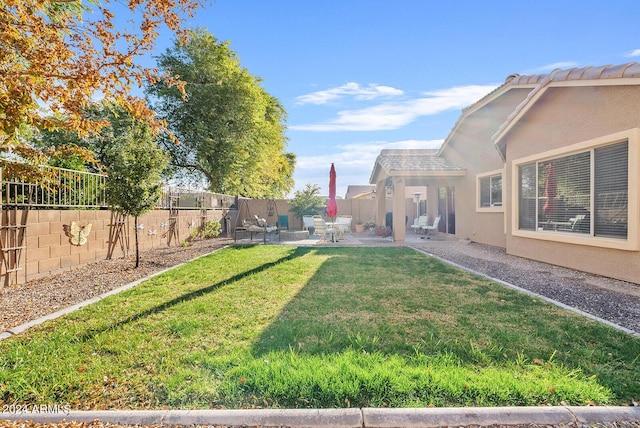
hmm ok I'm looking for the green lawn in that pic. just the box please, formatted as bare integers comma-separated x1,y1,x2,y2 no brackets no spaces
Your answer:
1,246,638,409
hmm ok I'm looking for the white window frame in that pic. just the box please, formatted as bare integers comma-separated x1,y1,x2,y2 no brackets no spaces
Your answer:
477,169,504,212
511,128,640,251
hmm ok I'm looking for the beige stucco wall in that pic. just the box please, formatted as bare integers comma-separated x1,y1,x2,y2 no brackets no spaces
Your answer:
241,199,377,231
440,89,531,248
503,85,640,284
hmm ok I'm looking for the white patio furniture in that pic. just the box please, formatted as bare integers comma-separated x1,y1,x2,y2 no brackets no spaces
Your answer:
302,215,315,234
334,215,353,239
422,215,441,238
411,215,429,234
312,215,337,242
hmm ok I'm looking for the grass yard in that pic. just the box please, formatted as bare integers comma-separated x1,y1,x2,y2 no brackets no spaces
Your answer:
0,246,638,409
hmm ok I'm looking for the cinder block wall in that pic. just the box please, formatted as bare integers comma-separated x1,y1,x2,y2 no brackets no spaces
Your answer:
4,208,228,285
2,198,378,286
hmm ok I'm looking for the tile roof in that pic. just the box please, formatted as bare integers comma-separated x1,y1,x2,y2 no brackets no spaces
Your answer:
345,185,375,199
437,74,542,157
494,62,640,144
370,149,465,183
371,62,640,183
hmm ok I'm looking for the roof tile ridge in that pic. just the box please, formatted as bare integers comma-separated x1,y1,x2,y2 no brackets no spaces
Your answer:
491,71,556,143
580,64,613,80
599,62,638,79
596,64,613,78
621,62,637,76
567,66,590,80
550,66,580,82
621,62,640,77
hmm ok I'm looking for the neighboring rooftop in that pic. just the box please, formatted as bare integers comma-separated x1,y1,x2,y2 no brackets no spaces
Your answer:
344,185,375,199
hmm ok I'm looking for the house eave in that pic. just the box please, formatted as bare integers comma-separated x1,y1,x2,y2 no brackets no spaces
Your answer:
493,62,640,148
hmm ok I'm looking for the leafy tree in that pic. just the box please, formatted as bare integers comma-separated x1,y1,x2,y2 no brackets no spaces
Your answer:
288,184,326,227
103,110,168,268
146,28,295,198
34,103,150,169
0,0,206,148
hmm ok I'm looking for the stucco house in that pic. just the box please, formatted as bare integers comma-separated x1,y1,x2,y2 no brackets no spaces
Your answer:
370,62,640,284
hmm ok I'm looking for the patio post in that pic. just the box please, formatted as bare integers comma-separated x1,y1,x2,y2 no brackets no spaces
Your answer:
392,177,406,242
376,180,386,231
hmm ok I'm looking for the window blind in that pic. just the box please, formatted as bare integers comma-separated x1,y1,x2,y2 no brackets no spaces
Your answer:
594,141,628,238
517,140,629,239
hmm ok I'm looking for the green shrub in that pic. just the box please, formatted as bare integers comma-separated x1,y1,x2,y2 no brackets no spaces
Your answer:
190,219,222,240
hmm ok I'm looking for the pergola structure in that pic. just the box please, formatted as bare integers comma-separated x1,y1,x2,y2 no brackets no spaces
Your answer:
369,149,465,242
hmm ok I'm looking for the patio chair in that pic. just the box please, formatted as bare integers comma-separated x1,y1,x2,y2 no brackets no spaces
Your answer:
422,215,441,238
335,215,353,238
302,215,315,234
312,215,337,242
570,214,586,231
410,215,429,233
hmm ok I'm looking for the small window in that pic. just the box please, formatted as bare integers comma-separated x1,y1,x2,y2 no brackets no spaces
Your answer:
479,173,502,208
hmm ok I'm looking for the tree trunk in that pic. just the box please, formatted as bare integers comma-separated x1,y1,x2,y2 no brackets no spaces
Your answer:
134,216,140,268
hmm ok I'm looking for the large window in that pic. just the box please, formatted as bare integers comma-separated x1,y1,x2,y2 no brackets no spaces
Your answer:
516,140,628,239
477,170,503,211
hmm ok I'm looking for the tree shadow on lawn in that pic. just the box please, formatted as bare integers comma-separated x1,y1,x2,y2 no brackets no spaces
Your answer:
76,246,309,343
246,247,640,403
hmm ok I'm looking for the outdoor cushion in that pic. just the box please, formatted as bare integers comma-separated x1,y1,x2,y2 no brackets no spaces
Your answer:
254,215,268,227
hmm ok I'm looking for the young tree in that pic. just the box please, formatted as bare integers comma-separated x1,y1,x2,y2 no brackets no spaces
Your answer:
147,28,295,198
288,184,326,228
0,0,206,148
103,110,168,268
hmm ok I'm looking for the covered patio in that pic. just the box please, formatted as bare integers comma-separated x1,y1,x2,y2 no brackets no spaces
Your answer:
369,149,466,242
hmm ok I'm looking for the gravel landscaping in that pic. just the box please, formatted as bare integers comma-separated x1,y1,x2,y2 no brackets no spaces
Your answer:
0,237,233,333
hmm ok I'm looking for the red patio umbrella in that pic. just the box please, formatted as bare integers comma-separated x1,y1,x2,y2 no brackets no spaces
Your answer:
327,163,338,220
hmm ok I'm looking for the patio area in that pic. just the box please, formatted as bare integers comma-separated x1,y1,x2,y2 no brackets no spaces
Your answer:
234,228,454,247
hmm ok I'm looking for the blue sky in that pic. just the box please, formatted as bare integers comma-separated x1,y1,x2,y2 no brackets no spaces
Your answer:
136,0,640,197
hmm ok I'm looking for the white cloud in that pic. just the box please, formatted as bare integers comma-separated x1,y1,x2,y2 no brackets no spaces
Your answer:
625,49,640,58
291,139,444,197
290,84,497,132
295,82,404,105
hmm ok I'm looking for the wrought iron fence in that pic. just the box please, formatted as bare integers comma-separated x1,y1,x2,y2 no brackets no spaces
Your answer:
1,161,236,210
1,161,108,208
158,186,237,210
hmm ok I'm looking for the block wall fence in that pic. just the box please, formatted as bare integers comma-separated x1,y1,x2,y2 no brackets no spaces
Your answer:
1,198,377,285
1,208,228,285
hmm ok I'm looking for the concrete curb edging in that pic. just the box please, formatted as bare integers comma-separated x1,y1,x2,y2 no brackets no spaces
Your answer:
1,407,639,427
0,409,363,428
0,246,230,342
363,406,640,427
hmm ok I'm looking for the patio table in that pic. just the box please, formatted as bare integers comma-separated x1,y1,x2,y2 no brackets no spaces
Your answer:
326,222,347,241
